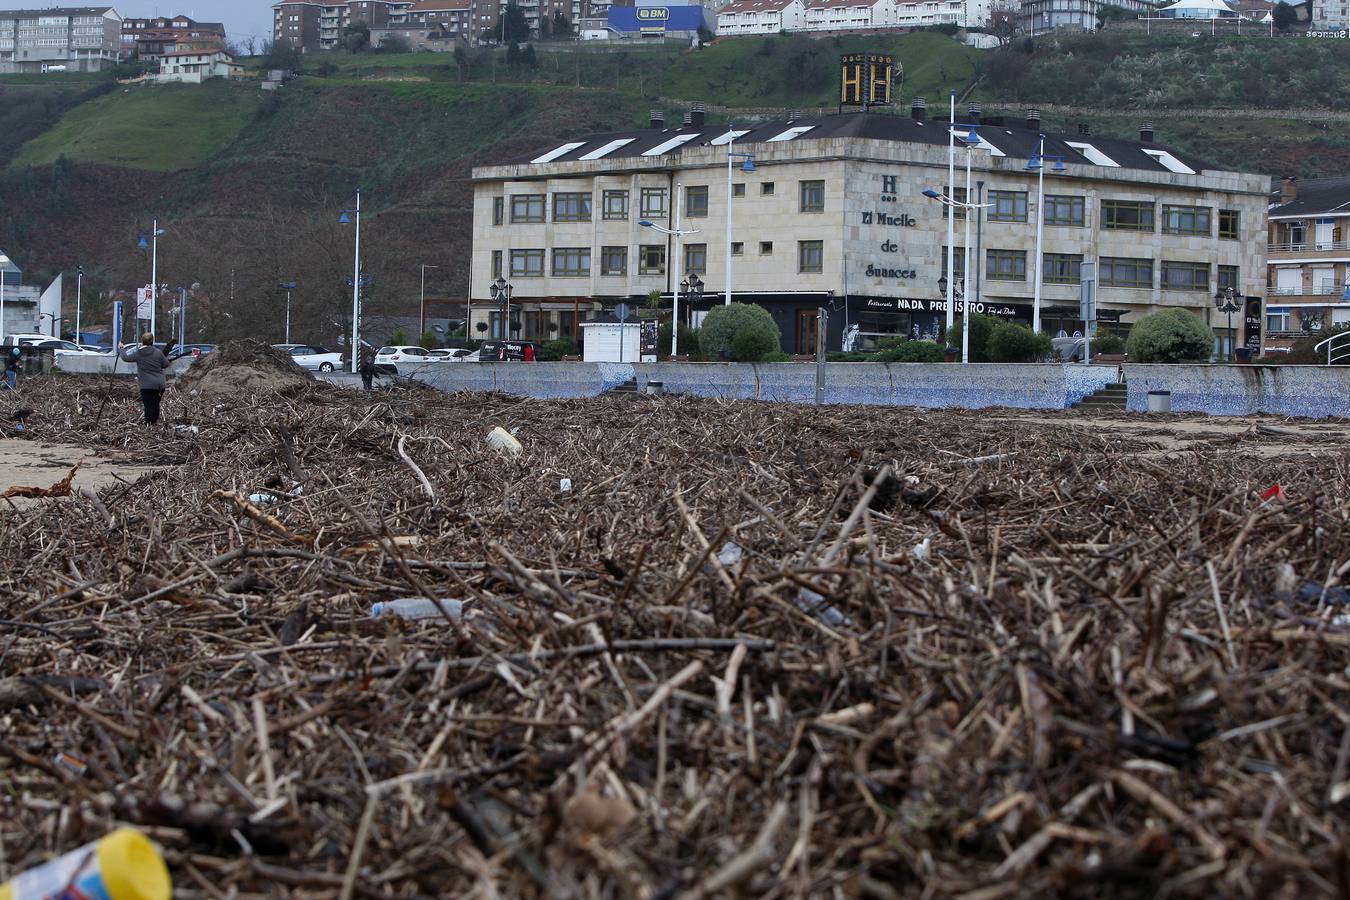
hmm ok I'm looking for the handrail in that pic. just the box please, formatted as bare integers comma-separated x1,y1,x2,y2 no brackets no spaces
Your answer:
1312,330,1350,365
1268,240,1350,253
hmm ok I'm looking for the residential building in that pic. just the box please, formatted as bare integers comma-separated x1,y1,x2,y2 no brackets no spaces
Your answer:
1265,176,1350,348
468,105,1269,355
804,0,892,30
154,48,243,82
0,251,41,337
121,15,226,61
0,6,122,73
895,0,989,27
1312,0,1348,27
717,0,807,34
1017,0,1154,32
273,0,414,52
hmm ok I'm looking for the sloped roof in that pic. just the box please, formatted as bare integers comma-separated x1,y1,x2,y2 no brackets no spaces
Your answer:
492,111,1216,176
719,0,799,14
409,0,471,10
809,0,883,9
1269,176,1350,217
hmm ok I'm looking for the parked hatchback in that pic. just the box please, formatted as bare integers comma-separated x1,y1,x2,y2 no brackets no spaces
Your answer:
374,345,434,374
272,343,343,372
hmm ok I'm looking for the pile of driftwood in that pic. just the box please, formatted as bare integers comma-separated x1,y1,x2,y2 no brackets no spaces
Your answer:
0,373,1347,898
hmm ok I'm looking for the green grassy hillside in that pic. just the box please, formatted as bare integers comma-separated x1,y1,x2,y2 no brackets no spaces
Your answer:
12,79,261,171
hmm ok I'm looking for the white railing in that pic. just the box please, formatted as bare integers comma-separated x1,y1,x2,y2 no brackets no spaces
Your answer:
1267,283,1349,297
1268,240,1350,253
1312,330,1350,365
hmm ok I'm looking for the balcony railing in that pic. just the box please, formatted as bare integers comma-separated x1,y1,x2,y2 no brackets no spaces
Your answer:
1268,240,1350,253
1267,282,1348,297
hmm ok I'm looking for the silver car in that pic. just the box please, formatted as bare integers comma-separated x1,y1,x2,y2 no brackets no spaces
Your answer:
273,343,343,372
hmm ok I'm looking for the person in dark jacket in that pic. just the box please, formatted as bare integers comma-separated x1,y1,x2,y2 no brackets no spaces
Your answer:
358,342,378,391
3,346,19,390
119,333,171,425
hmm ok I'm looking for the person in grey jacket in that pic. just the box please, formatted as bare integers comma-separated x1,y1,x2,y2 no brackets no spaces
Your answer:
119,333,172,425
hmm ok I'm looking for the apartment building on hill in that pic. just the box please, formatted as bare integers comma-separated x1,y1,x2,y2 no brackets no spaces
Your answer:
1265,176,1350,349
0,6,122,73
121,14,226,61
717,0,990,34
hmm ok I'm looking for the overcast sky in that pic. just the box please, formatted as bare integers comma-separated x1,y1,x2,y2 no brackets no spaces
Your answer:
110,1,277,45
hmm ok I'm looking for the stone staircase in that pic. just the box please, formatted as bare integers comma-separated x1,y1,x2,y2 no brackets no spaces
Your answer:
1072,382,1128,411
606,377,640,395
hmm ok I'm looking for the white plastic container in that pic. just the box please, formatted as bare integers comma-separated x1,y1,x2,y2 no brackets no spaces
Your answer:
371,598,464,621
1146,390,1172,413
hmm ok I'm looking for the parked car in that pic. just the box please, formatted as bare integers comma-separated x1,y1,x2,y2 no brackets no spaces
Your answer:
272,343,343,372
428,348,472,361
374,345,434,374
1052,337,1089,362
169,343,215,360
1,333,58,348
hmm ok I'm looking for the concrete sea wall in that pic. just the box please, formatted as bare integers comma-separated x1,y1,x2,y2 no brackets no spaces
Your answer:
1123,365,1350,418
408,362,1117,409
56,352,196,377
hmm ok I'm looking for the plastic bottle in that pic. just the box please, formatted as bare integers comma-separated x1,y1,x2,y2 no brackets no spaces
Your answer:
0,828,171,900
371,598,464,622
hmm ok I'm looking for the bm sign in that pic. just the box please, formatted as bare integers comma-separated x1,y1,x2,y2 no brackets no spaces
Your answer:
637,7,671,19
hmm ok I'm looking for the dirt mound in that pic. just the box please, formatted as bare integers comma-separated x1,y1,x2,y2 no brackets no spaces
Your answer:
177,340,316,398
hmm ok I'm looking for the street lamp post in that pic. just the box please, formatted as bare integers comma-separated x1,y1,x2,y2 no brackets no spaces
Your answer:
490,276,512,341
1026,137,1067,336
640,189,701,356
945,90,956,339
923,143,993,365
137,219,165,336
0,252,10,344
419,264,439,337
724,134,756,307
278,281,297,343
1214,287,1242,361
679,274,704,355
339,191,362,373
74,265,83,344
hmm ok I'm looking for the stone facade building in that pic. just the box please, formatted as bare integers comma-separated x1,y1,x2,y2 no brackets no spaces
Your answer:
468,104,1269,354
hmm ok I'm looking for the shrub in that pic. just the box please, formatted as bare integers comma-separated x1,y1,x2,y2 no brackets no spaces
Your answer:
1092,332,1125,355
418,330,437,350
948,313,999,361
657,322,700,358
987,322,1053,362
390,328,408,346
760,350,792,362
699,303,781,360
870,341,946,363
538,338,579,360
732,325,780,362
1280,325,1350,365
1126,309,1214,362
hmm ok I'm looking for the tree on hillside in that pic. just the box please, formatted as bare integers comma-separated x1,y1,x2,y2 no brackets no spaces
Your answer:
538,13,551,39
261,39,302,72
378,33,412,53
1096,4,1135,27
522,43,538,68
991,15,1015,45
552,9,571,37
502,2,531,42
342,20,371,52
1273,1,1298,31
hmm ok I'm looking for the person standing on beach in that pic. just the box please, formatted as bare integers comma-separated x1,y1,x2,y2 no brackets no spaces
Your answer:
359,342,377,391
119,333,171,425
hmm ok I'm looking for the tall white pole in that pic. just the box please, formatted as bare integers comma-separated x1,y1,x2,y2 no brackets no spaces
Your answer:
673,183,683,357
285,289,291,344
75,266,83,342
945,91,956,338
1032,133,1045,335
150,216,158,337
962,140,973,365
725,134,734,306
350,189,362,374
0,255,6,345
420,265,427,337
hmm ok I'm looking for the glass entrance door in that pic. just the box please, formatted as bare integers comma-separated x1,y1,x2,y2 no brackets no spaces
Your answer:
796,309,818,355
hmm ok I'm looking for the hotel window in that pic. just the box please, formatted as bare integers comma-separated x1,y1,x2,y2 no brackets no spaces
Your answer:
509,248,545,277
941,185,968,219
761,182,775,196
639,187,667,218
760,241,773,255
1218,265,1239,292
602,190,628,220
684,243,707,274
1043,195,1085,226
492,196,504,225
1101,199,1154,232
940,247,966,279
600,246,627,276
1099,257,1153,288
731,241,744,256
798,240,823,273
638,244,666,275
799,180,825,213
732,183,746,197
1267,307,1291,332
551,247,590,276
1162,205,1211,236
986,249,1027,281
1043,253,1082,284
1161,260,1210,291
685,186,709,218
552,192,591,223
987,190,1028,223
491,250,502,278
510,194,545,223
1218,209,1240,240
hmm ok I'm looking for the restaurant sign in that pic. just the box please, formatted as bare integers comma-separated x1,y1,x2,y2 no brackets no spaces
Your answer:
858,296,1033,319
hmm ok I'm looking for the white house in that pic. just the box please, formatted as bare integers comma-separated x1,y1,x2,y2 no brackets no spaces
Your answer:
716,0,807,35
803,0,892,30
154,49,241,84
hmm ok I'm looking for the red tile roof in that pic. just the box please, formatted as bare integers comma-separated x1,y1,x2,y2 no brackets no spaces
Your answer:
719,0,798,13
